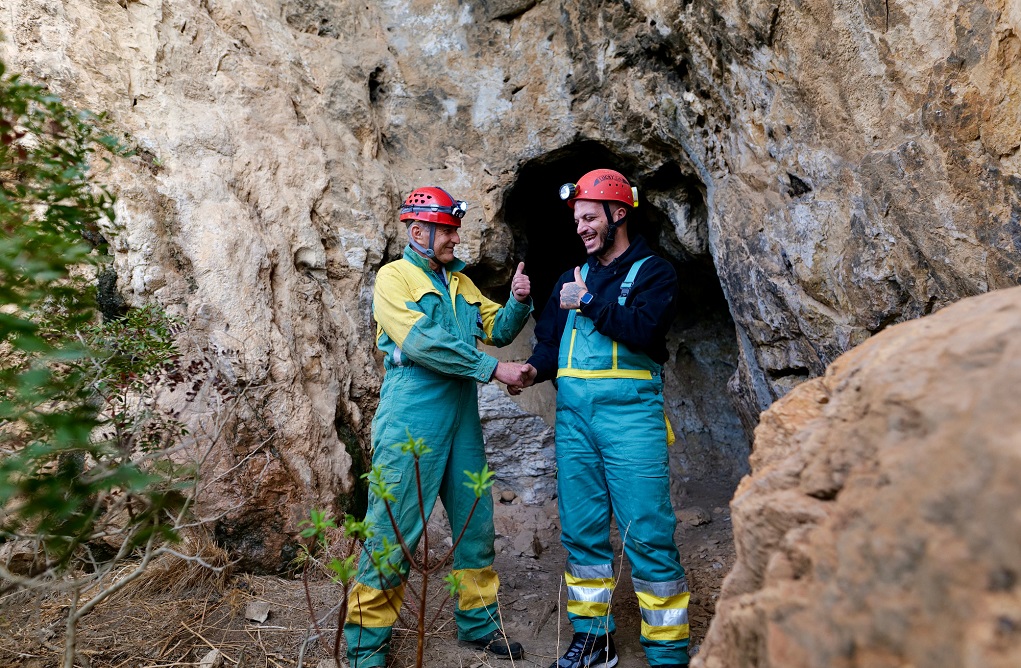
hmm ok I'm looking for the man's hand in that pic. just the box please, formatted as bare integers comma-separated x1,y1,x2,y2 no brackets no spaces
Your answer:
493,361,529,387
494,361,536,395
521,364,537,388
559,267,589,310
511,262,531,303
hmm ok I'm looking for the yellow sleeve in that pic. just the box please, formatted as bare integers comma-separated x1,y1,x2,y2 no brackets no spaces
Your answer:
372,263,431,348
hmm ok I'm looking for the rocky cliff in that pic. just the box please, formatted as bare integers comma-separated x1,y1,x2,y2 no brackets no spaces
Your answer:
2,0,1017,570
696,285,1021,668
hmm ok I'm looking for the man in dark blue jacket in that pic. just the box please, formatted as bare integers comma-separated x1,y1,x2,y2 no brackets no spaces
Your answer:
523,169,691,668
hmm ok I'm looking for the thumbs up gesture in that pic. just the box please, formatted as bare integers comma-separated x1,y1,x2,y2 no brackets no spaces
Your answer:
511,261,531,303
559,267,589,310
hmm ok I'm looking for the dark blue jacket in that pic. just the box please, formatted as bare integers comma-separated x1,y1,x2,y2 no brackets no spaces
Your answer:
527,236,678,384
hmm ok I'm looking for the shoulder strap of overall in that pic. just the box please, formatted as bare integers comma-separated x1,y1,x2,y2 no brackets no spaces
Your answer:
618,256,651,305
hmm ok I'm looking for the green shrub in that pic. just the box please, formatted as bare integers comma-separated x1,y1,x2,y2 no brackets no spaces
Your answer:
0,58,185,572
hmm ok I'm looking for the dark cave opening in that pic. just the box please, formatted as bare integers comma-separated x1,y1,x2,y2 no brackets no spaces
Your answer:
491,142,751,485
482,141,669,312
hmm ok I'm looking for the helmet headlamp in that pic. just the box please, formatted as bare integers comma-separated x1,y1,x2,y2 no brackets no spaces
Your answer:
399,200,468,219
559,183,578,201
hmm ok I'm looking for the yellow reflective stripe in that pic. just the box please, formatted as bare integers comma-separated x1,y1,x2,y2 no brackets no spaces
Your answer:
666,413,676,446
570,601,611,617
636,589,690,641
636,589,690,611
612,340,618,369
641,620,690,641
455,567,500,611
346,581,405,628
567,329,578,369
557,368,654,380
564,573,616,589
565,573,616,610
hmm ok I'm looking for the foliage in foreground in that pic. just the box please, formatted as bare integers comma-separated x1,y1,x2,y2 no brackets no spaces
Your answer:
0,56,246,668
299,431,495,668
0,55,187,570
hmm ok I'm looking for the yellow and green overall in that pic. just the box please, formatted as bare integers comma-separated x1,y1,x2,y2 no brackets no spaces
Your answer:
557,259,690,666
344,246,531,668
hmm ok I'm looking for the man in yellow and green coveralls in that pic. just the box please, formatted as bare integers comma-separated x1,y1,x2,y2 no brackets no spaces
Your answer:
344,186,534,667
523,169,691,668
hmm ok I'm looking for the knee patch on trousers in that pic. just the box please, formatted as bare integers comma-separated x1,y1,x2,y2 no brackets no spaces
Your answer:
346,581,406,628
454,567,500,611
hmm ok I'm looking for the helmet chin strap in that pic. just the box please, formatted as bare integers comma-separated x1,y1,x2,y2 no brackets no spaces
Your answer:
597,202,624,257
409,222,437,259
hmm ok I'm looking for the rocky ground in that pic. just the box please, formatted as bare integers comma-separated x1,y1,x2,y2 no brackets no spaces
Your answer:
0,477,737,668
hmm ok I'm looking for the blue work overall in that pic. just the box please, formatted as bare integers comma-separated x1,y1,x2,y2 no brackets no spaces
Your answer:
555,259,690,666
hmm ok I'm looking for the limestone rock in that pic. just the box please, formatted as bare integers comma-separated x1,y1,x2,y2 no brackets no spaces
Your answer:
479,382,557,505
696,286,1021,668
244,600,271,624
677,506,712,527
198,649,222,668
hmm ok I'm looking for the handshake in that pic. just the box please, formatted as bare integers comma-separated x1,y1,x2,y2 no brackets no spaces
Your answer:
493,362,538,396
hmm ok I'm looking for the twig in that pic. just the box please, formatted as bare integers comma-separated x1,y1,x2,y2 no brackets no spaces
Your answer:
180,621,239,664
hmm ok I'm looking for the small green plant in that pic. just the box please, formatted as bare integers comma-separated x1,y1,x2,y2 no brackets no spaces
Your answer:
299,431,496,668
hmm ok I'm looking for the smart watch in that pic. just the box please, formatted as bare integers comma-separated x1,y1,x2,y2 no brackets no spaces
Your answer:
579,292,594,307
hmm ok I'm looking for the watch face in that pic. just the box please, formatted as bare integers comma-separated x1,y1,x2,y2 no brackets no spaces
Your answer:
580,292,593,305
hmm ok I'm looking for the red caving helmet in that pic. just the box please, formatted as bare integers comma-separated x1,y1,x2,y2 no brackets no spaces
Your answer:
559,169,639,210
399,186,468,227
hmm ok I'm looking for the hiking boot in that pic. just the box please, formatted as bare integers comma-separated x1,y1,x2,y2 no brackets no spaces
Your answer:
549,632,618,668
460,629,524,660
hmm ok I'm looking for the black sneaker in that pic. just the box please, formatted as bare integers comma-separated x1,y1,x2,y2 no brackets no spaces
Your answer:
460,629,524,660
549,632,618,668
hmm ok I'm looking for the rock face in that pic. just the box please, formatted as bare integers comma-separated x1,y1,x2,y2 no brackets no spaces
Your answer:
2,0,1018,569
695,286,1021,668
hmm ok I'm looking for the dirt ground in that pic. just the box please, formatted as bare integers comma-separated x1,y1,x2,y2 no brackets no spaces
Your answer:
0,477,738,668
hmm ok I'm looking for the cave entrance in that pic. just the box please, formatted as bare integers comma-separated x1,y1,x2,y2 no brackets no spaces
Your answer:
485,142,750,501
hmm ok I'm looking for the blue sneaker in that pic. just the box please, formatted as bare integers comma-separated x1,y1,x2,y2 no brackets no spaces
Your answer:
549,632,617,668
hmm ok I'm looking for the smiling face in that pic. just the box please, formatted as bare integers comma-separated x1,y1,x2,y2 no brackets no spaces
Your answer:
573,199,628,257
430,223,460,264
573,200,610,255
410,221,460,264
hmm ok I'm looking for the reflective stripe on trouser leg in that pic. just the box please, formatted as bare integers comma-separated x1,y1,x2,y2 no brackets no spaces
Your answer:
567,563,612,625
633,576,690,641
455,567,500,610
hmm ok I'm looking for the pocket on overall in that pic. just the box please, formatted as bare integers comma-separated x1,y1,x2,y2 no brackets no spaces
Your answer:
562,315,614,370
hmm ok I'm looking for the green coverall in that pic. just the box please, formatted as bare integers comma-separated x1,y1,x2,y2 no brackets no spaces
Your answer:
344,246,531,667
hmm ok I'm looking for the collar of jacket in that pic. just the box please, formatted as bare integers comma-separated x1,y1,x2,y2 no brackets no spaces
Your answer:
402,244,466,273
586,234,654,274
